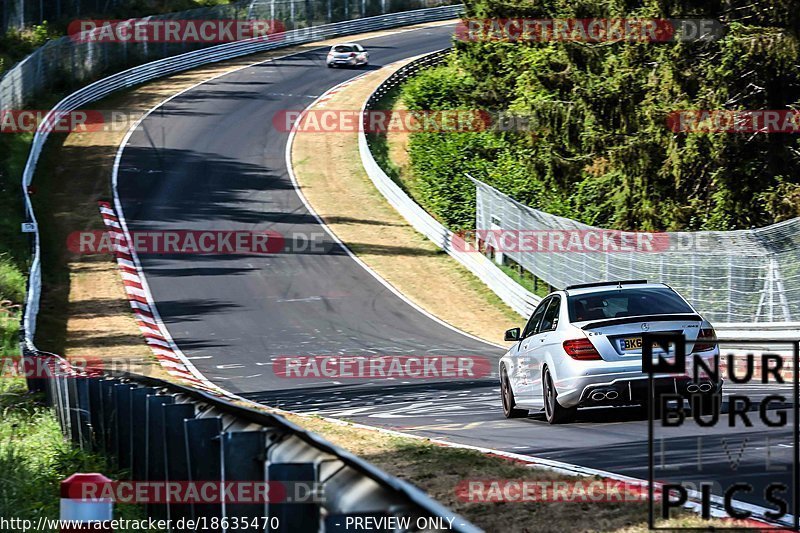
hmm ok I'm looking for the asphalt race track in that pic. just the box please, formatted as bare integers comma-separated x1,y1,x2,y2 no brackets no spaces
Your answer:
116,23,797,518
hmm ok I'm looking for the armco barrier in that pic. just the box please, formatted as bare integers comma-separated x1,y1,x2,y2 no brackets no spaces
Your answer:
358,50,800,340
29,353,479,532
359,50,543,319
20,5,464,350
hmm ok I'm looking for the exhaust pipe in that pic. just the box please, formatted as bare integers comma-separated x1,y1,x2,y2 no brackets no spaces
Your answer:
699,383,712,392
687,384,699,393
590,389,619,401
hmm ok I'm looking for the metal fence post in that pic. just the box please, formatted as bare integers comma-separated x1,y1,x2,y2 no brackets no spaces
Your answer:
163,403,196,528
113,383,135,471
268,462,320,532
146,394,174,520
221,430,270,530
185,417,224,522
130,386,157,481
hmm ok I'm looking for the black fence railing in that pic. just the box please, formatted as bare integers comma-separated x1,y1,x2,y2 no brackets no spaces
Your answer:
26,351,479,532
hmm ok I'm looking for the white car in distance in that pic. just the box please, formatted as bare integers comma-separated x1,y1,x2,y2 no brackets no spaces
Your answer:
326,43,369,68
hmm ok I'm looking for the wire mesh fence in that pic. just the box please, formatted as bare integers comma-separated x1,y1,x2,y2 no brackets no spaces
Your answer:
1,0,456,110
473,178,799,324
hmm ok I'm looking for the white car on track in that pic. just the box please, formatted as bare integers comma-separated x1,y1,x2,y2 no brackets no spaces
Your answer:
499,280,722,423
326,43,369,68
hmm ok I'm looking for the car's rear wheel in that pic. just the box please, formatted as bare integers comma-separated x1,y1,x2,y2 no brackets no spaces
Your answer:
500,368,528,418
543,368,576,424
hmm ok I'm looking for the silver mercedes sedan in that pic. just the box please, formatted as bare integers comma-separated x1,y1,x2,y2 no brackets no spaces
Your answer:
499,280,722,423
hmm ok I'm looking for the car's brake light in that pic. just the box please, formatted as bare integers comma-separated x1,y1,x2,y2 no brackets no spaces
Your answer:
563,338,602,360
694,328,717,352
350,52,356,57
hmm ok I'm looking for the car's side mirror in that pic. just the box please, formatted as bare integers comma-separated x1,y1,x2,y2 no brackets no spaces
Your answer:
504,328,520,341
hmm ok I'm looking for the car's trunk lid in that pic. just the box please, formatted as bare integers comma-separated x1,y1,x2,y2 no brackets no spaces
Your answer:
580,313,703,362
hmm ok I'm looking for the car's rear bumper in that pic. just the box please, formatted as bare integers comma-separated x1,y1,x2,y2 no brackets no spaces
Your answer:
553,369,722,408
575,375,722,407
553,348,720,408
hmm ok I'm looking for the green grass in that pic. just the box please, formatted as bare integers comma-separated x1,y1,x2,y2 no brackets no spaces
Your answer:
0,378,163,531
0,133,32,360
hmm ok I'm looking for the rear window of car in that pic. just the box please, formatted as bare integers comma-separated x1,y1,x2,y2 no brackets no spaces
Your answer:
567,288,694,322
333,45,355,52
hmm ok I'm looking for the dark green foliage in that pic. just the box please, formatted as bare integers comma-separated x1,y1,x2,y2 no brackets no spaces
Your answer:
402,0,800,231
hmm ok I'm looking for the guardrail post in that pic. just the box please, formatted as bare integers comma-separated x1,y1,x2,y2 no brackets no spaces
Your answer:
146,394,174,520
66,376,82,444
220,430,269,531
112,383,135,471
87,377,103,451
75,377,93,450
130,387,157,480
22,344,46,394
99,379,120,457
164,403,196,529
268,462,319,532
185,417,223,524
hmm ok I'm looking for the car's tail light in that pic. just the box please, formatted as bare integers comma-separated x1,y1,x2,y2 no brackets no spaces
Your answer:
350,52,356,57
563,338,602,360
694,328,717,352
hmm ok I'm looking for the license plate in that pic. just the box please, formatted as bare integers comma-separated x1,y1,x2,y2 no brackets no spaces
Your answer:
620,337,642,351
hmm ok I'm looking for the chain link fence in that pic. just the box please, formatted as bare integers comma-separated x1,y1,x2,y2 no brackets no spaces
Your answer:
1,0,455,110
473,178,799,325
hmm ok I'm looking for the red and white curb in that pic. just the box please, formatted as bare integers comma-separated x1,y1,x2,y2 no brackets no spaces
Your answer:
314,75,364,107
97,201,220,393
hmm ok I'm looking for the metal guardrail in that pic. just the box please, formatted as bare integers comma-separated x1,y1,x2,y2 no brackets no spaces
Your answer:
29,353,478,532
359,50,543,319
19,4,463,350
359,49,800,339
